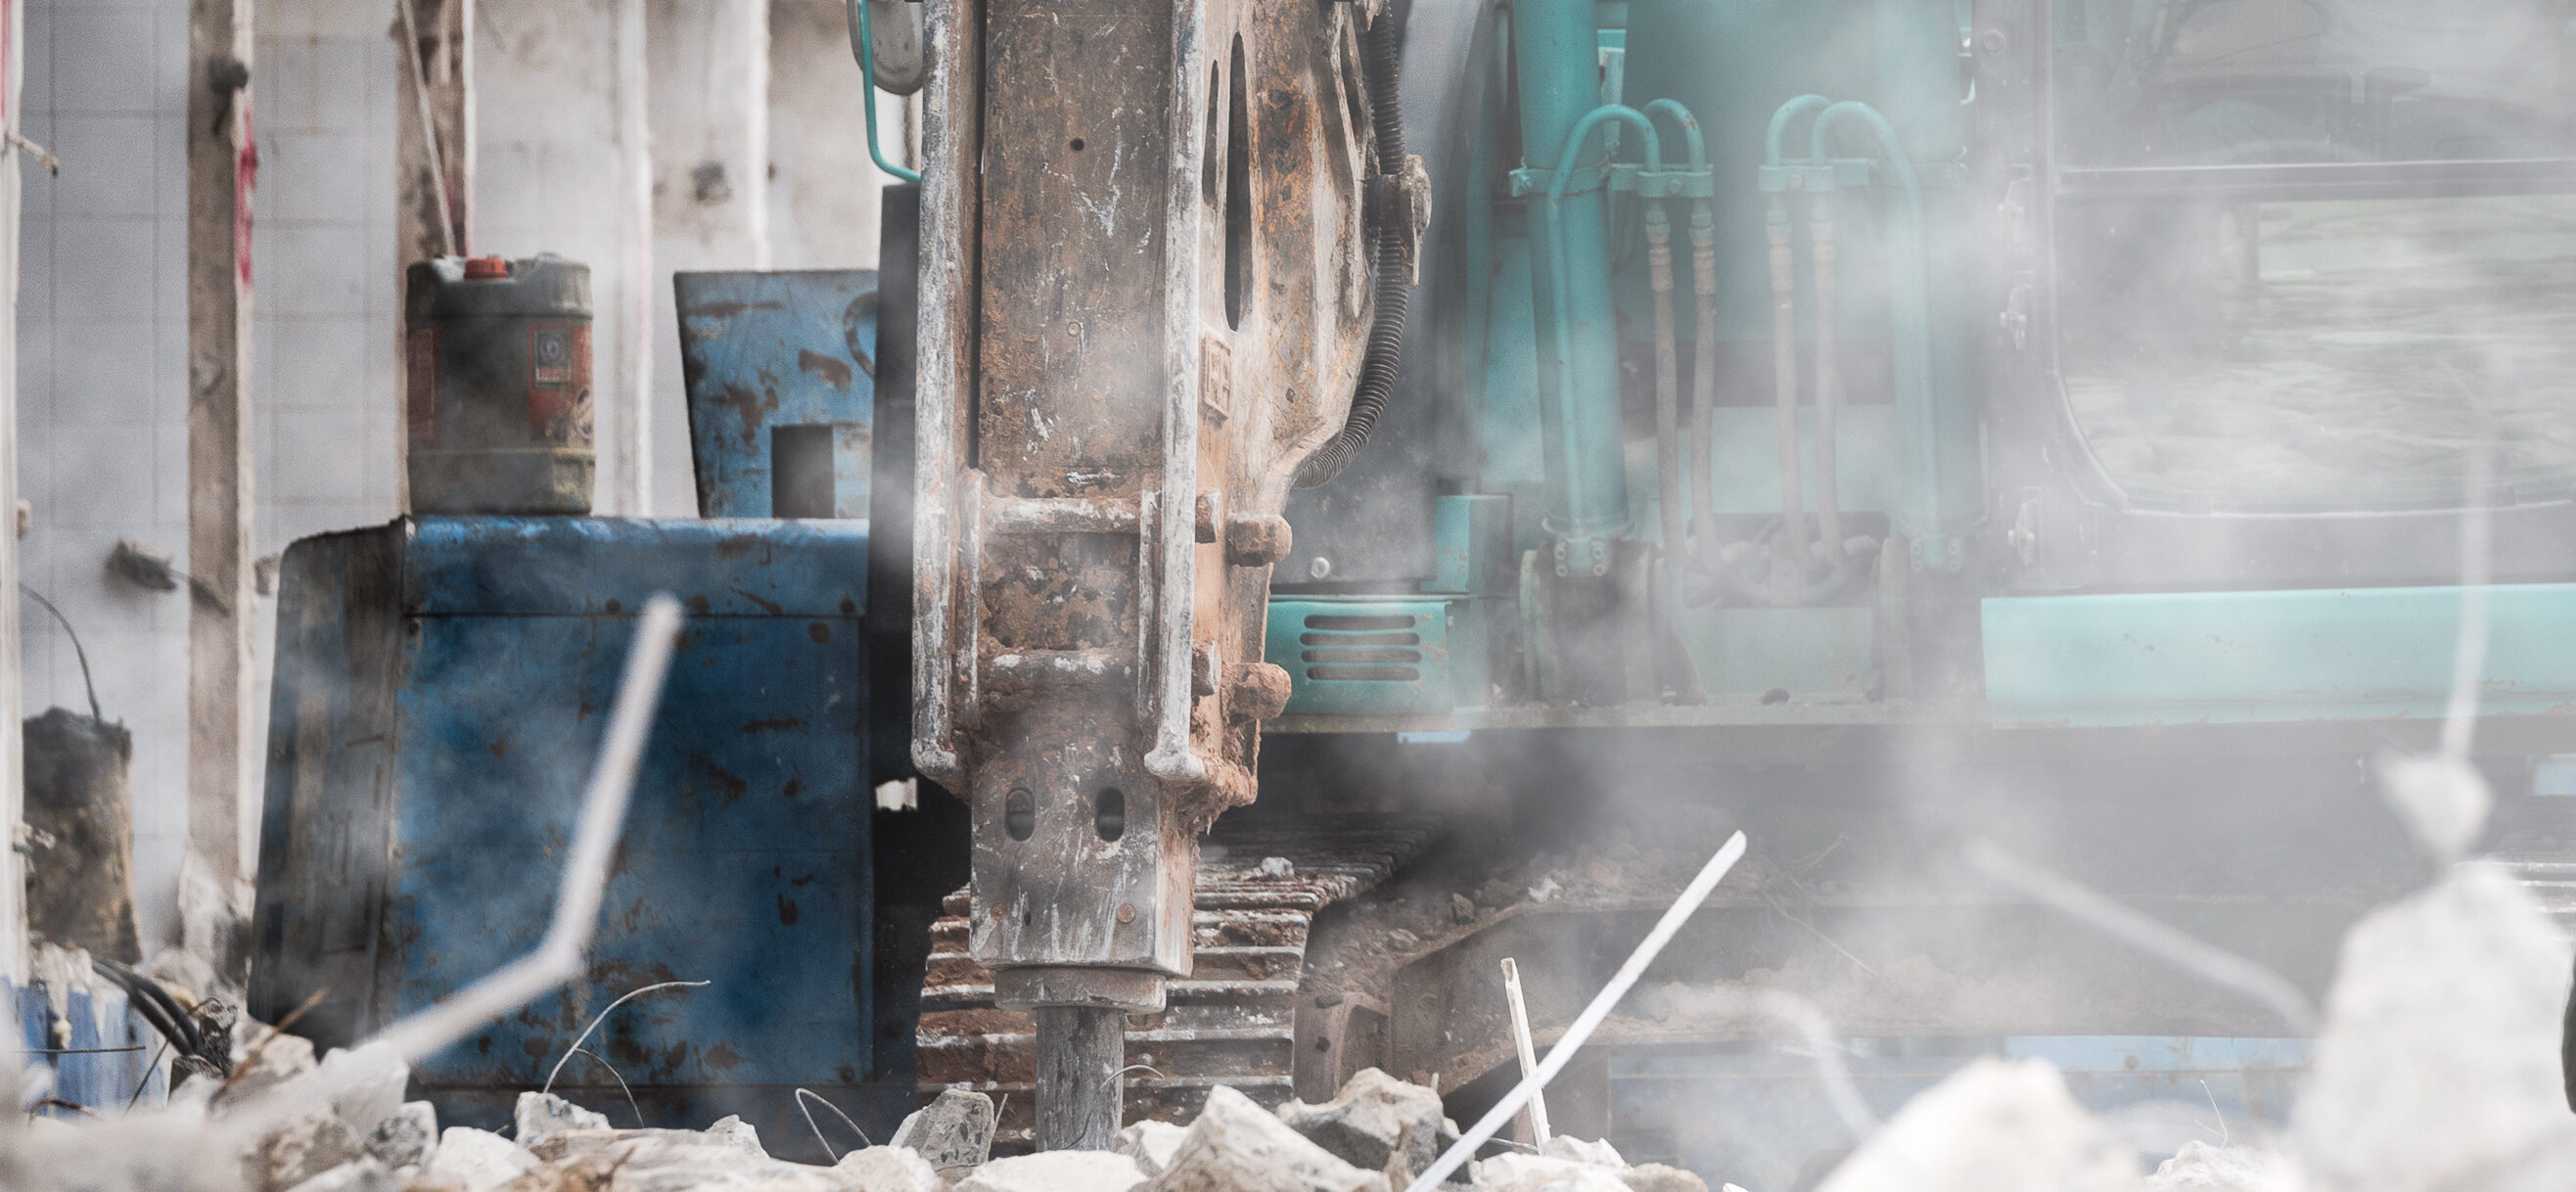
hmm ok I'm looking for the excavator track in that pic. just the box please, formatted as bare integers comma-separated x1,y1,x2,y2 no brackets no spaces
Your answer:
914,816,1436,1148
2492,822,2576,933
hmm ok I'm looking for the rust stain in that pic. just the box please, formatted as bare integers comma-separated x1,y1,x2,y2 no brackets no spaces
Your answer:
808,622,833,644
777,894,802,926
687,299,788,318
488,737,510,757
707,382,781,449
740,716,805,734
731,586,785,616
798,348,854,388
692,756,750,802
703,1042,746,1073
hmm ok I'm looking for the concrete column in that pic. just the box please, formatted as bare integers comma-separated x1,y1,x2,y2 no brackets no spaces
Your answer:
394,0,476,514
0,0,28,983
186,0,257,913
647,0,770,515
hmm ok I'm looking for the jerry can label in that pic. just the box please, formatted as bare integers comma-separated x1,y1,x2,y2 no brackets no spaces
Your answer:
527,324,594,445
406,326,439,445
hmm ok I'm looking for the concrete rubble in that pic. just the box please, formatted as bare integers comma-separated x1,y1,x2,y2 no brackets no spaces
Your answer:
891,1087,998,1177
12,835,2576,1192
1812,1057,2139,1192
1152,1084,1385,1192
1275,1067,1448,1181
952,1151,1148,1192
2143,1142,2298,1191
1112,1120,1189,1178
514,1090,612,1146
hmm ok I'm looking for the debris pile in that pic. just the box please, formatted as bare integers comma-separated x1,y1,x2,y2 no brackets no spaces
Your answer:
0,1044,1714,1192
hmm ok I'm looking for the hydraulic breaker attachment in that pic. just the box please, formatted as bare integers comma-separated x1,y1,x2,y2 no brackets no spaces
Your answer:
907,0,1407,1148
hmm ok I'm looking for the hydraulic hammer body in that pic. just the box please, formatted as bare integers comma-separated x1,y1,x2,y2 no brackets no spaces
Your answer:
909,0,1395,1148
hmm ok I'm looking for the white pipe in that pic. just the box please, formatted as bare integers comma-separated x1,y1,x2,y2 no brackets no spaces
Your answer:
1499,958,1552,1146
1405,831,1748,1192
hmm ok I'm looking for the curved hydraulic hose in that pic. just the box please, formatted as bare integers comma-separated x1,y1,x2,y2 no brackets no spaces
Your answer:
1643,101,1720,573
1644,188,1682,619
845,0,922,184
1766,94,1832,168
1757,98,1831,600
1294,5,1413,488
1810,102,1936,555
1809,190,1843,555
1535,105,1662,550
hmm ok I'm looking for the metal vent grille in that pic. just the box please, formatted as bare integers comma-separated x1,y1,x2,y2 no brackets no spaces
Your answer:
1298,614,1421,682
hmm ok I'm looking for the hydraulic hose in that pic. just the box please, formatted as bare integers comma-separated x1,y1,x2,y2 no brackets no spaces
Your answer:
1810,191,1843,555
1645,197,1683,619
1295,4,1413,488
1764,197,1807,603
1644,100,1721,576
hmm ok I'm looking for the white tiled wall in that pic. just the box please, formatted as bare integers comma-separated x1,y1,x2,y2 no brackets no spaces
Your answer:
253,1,398,555
16,0,397,948
17,0,197,948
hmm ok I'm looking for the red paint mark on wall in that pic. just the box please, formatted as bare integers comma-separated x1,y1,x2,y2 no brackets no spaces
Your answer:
236,103,256,287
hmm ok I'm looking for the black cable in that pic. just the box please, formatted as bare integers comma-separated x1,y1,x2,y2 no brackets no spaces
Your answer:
1295,1,1413,488
91,957,203,1061
19,584,101,723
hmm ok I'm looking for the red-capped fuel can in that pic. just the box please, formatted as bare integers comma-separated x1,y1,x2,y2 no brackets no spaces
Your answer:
404,253,595,514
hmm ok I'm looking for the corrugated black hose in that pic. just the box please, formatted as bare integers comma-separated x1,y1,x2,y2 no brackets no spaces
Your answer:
90,956,202,1060
1294,2,1412,489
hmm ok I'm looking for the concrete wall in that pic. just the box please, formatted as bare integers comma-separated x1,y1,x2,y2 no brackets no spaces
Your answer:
473,0,666,513
17,0,200,949
254,2,401,558
766,0,879,272
17,0,396,949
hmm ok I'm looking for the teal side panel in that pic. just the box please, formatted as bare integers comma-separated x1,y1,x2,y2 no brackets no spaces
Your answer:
1984,584,2576,726
1677,606,1878,699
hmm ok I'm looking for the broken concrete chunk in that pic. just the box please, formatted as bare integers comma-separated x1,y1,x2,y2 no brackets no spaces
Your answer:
510,1135,858,1192
1276,1068,1445,1181
1469,1154,1628,1192
890,1088,998,1174
218,1029,319,1105
528,1126,769,1166
954,1150,1147,1192
834,1145,943,1192
364,1100,438,1169
1116,1120,1191,1178
1616,1165,1708,1192
2146,1141,2298,1190
2293,863,2576,1192
316,1043,411,1141
1812,1058,2136,1192
425,1126,540,1192
515,1090,613,1147
261,1109,366,1192
1157,1084,1387,1192
281,1158,403,1192
1540,1137,1626,1169
706,1114,766,1155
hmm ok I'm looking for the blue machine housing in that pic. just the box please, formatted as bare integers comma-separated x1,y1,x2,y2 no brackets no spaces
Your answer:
675,269,879,521
250,516,904,1152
